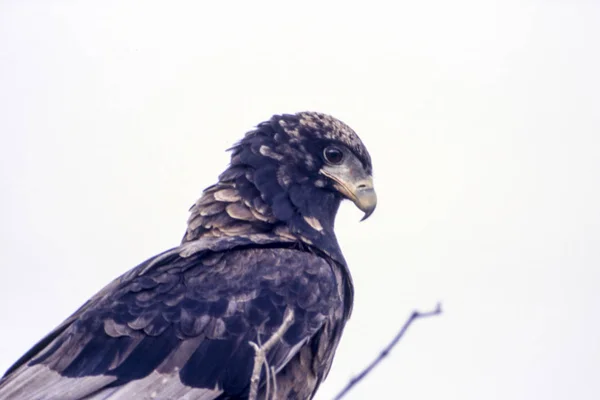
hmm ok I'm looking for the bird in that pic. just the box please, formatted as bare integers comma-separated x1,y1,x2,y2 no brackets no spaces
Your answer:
0,111,377,400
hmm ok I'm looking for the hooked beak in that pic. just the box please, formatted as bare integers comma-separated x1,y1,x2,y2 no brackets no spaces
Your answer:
320,160,377,221
352,177,377,221
339,175,377,221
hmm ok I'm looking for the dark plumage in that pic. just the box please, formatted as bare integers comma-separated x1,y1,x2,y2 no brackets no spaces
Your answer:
0,111,376,399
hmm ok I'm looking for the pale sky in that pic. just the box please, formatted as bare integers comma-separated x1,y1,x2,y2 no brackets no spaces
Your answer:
1,1,599,399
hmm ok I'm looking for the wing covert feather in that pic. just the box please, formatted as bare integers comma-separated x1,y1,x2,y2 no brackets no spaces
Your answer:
0,241,344,399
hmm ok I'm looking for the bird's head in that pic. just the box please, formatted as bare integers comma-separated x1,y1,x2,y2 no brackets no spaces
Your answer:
184,112,376,255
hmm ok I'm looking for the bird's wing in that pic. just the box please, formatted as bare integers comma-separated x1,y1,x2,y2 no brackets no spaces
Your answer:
0,238,343,400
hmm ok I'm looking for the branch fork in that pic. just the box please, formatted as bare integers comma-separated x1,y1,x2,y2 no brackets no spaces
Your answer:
248,309,295,400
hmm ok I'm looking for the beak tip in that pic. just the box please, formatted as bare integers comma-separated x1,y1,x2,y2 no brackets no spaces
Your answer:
359,206,376,222
354,188,377,222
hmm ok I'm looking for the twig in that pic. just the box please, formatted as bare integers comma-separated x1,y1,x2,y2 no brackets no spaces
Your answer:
264,357,271,400
248,309,295,400
270,366,278,399
333,303,442,400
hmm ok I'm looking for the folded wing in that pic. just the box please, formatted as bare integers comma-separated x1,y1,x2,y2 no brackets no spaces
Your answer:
0,241,343,400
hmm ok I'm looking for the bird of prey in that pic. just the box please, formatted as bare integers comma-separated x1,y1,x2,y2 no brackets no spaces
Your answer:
0,111,377,400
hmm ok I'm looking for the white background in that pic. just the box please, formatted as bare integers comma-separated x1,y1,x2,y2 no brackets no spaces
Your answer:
1,1,599,399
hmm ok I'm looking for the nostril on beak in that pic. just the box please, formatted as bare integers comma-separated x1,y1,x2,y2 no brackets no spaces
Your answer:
356,182,372,191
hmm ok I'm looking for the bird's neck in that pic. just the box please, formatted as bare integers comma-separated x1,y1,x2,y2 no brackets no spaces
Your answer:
182,174,346,265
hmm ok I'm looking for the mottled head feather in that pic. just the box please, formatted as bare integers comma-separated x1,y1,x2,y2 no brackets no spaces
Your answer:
275,112,372,173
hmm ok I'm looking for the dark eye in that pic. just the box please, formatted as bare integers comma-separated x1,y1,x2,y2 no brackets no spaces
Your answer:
323,146,344,165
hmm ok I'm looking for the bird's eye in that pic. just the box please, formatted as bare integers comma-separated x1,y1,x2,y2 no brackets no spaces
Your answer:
323,146,344,165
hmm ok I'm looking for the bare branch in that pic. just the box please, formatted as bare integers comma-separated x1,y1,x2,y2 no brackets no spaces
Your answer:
270,366,278,399
333,303,442,400
264,357,271,400
248,309,295,400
